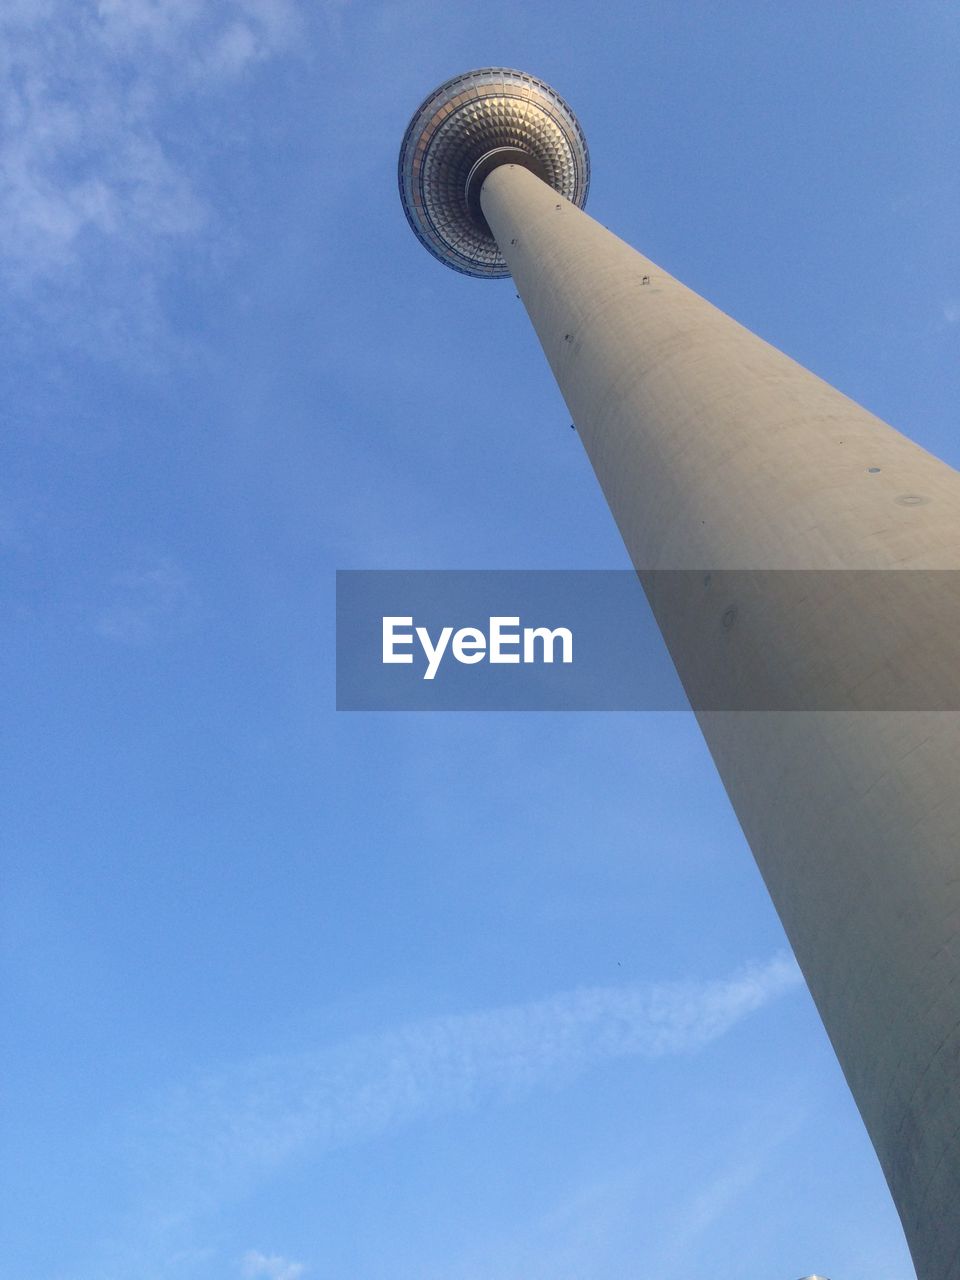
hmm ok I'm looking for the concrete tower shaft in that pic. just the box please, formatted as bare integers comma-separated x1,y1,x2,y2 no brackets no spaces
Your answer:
478,159,960,1280
400,72,960,1280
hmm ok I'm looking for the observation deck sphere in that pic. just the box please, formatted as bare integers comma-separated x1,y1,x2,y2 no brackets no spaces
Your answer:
398,68,590,278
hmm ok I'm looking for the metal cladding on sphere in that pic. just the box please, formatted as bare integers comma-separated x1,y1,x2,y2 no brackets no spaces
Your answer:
398,68,590,278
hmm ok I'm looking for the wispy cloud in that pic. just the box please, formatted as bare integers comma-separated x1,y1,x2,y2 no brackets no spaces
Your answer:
93,0,304,79
57,955,803,1280
241,1251,307,1280
428,1098,809,1280
131,955,801,1213
95,554,193,642
0,0,305,356
942,299,960,326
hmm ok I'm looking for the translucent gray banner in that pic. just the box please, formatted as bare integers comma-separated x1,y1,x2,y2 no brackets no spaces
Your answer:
335,570,960,711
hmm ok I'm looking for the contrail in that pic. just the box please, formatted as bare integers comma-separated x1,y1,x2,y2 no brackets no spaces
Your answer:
131,953,802,1209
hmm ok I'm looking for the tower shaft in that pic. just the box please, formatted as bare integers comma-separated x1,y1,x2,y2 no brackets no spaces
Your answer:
481,160,960,1280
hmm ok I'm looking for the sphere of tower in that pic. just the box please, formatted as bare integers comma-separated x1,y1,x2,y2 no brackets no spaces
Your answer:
398,68,590,278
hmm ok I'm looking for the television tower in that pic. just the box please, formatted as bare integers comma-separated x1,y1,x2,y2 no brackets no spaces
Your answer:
399,69,960,1280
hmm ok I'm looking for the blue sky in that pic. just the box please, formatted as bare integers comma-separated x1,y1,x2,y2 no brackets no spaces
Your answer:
1,3,958,1278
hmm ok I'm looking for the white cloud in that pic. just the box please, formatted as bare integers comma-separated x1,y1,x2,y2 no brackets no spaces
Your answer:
0,0,305,356
942,299,960,326
132,955,802,1212
70,955,802,1280
93,0,303,75
241,1251,307,1280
